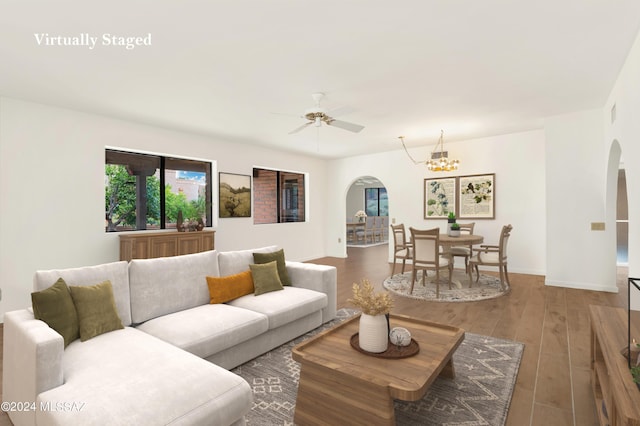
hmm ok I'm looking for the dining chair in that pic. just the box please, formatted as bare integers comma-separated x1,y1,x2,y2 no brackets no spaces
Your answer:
390,224,412,276
468,224,513,290
364,216,377,243
373,216,384,242
381,216,389,240
346,217,355,243
409,227,452,298
449,222,475,272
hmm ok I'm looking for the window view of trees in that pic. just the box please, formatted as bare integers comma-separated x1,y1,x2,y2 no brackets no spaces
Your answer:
365,187,388,217
105,164,160,231
105,150,212,232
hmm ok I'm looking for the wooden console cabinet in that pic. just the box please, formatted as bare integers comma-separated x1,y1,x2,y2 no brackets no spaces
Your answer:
119,230,215,261
590,305,640,426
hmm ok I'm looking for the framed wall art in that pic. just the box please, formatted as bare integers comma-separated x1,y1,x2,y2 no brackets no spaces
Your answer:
424,177,456,219
219,172,252,218
458,173,495,219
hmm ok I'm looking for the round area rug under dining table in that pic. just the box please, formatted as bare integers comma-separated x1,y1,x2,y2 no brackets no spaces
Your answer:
383,270,509,302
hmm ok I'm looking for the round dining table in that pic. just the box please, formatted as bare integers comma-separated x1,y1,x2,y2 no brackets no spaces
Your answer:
439,233,484,248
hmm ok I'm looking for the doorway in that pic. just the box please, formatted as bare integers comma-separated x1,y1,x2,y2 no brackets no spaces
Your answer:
345,176,389,247
617,168,629,265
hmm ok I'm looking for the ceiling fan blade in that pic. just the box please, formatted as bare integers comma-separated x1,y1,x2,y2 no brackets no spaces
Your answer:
326,119,365,133
271,111,299,117
288,122,312,134
327,106,354,118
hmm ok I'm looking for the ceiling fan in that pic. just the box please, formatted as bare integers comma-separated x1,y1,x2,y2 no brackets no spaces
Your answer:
288,93,365,135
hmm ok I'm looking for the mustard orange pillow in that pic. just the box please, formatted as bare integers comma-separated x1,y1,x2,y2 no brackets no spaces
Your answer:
206,270,255,304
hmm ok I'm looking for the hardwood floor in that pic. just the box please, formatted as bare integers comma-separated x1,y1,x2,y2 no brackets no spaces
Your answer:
0,244,627,425
312,244,628,426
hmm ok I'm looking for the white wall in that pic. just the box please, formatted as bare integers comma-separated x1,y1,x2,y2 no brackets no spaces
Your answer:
326,130,547,277
605,27,640,289
0,97,329,318
543,109,615,292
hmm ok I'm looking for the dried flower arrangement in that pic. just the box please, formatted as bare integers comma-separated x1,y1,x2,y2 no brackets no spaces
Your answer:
348,279,394,316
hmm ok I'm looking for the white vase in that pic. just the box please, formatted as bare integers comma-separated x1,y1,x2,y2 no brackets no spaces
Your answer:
358,313,389,353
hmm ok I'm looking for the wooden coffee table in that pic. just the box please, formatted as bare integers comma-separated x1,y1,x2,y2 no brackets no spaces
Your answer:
292,313,465,425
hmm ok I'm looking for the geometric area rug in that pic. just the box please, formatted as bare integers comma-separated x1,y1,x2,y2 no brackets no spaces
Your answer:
383,270,510,303
231,309,524,425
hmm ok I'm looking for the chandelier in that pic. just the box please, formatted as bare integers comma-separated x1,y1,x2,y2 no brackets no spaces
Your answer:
399,130,459,172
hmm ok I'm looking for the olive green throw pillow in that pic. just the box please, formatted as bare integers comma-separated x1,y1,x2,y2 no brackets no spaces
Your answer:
250,261,284,296
31,278,79,348
253,249,292,286
69,280,124,341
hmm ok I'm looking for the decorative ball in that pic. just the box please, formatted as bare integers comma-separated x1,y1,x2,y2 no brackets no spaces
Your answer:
389,327,412,347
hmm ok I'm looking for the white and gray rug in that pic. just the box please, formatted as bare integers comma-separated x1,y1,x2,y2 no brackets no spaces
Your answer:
231,309,523,425
383,270,510,302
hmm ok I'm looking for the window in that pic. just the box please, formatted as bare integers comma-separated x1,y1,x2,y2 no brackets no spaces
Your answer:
253,168,306,224
105,149,212,232
365,187,388,217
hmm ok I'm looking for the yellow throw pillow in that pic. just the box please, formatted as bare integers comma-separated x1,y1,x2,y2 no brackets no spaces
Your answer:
69,280,124,342
250,261,284,296
206,270,255,304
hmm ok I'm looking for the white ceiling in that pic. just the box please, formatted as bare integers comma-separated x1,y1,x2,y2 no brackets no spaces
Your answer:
1,1,640,159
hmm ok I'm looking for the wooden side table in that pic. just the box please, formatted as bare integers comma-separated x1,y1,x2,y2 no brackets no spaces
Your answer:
590,305,640,426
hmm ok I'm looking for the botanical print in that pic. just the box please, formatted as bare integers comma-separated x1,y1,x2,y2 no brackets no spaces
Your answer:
459,174,495,219
461,180,492,204
424,178,456,219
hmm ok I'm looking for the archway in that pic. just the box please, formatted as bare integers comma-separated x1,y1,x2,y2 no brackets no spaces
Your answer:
345,176,389,247
605,140,627,287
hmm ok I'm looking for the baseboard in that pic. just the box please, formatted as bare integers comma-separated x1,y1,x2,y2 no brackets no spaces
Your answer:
545,279,619,293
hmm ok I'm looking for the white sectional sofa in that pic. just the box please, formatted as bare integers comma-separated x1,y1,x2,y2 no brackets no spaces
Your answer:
3,245,337,426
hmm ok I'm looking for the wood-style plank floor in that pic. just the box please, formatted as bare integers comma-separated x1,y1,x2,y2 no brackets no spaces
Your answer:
311,244,628,426
0,244,627,425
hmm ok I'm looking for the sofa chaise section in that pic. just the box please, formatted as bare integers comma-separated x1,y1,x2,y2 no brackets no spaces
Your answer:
36,327,251,426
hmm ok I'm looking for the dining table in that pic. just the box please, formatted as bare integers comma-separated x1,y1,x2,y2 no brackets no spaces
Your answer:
439,233,484,250
346,222,365,242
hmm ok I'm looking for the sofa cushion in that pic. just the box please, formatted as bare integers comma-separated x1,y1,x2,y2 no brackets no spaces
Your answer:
33,261,132,326
229,286,327,329
30,278,79,348
250,261,284,295
37,327,251,426
135,304,268,359
69,280,124,341
128,250,219,324
218,245,278,276
253,248,292,286
206,270,254,304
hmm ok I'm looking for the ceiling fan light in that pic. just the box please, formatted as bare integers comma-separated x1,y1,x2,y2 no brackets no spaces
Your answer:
314,116,322,127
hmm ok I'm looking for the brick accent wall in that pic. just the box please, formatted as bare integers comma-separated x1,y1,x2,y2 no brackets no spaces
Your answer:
253,169,278,224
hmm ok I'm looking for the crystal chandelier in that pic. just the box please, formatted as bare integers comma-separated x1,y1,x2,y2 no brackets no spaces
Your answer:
399,130,459,172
